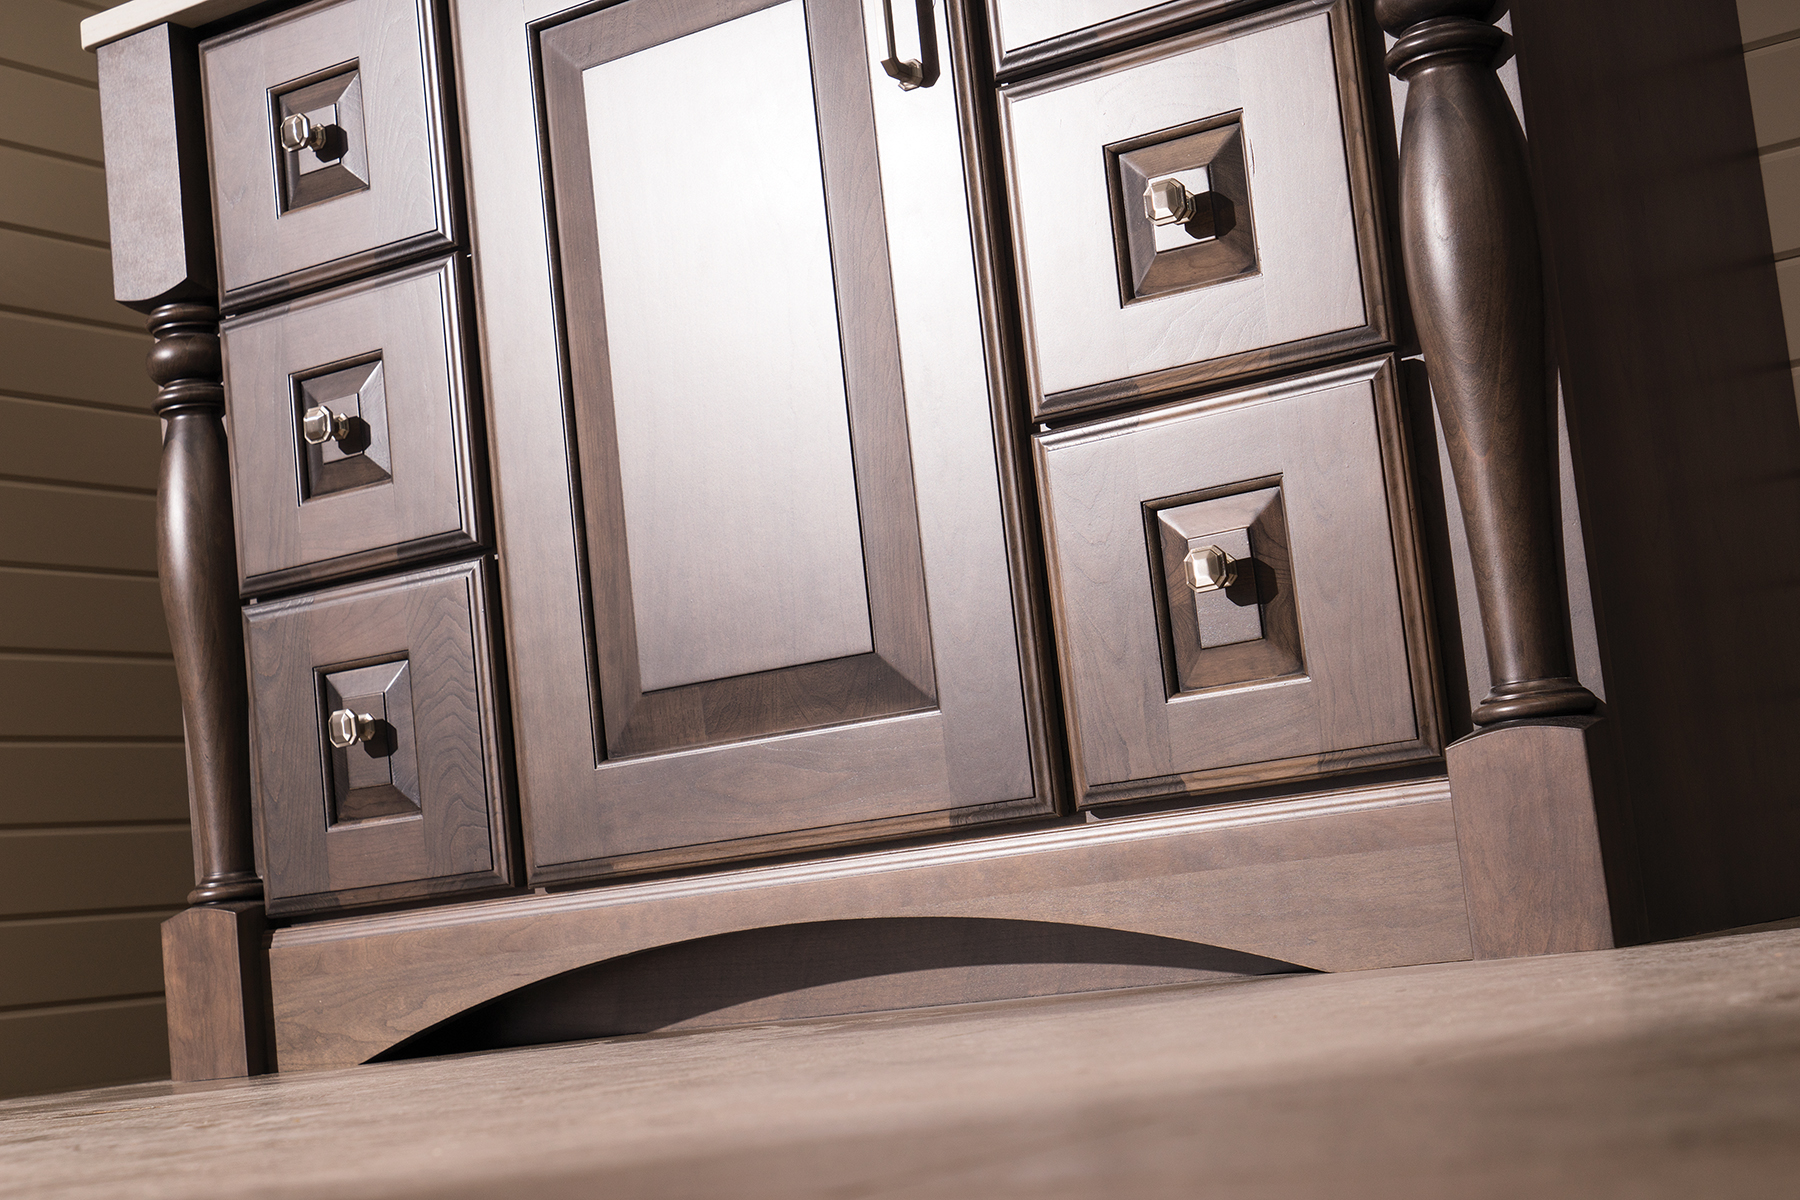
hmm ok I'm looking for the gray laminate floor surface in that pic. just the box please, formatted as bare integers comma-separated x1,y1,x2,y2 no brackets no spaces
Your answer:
3,921,1798,1199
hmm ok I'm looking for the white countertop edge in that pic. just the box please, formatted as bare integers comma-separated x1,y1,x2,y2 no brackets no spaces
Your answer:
81,0,269,51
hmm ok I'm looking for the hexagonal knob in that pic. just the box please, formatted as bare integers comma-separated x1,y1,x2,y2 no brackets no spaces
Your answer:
300,404,350,446
1183,544,1238,593
1144,176,1200,227
327,709,376,749
278,112,331,154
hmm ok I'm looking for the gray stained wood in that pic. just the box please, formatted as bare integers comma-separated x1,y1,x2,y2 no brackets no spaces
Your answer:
269,779,1471,1068
389,919,1301,1057
1035,357,1443,806
95,23,215,309
200,0,458,312
986,0,1269,82
243,559,511,917
147,303,261,907
1446,716,1641,958
999,0,1396,419
539,0,932,758
161,902,273,1081
459,0,1051,884
1501,0,1800,938
1378,1,1595,727
221,256,483,596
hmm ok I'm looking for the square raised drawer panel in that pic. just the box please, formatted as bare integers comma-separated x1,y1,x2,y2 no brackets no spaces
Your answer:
1035,357,1442,805
244,559,509,916
222,256,481,595
1001,0,1389,417
201,0,457,310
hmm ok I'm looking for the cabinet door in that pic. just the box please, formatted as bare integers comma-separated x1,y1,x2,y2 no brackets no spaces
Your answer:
455,0,1054,881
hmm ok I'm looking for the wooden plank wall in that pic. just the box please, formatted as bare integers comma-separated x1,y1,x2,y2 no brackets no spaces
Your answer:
0,0,193,1099
1741,0,1800,411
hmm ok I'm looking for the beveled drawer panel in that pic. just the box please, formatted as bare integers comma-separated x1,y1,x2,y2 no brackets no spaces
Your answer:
988,0,1256,80
201,0,457,311
1035,358,1442,806
1001,0,1390,418
244,559,510,916
222,256,481,595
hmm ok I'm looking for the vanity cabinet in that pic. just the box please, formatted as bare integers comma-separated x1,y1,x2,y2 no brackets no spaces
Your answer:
88,0,1800,1080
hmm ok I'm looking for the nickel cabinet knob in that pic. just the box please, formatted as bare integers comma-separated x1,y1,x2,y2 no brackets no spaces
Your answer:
301,404,351,446
1144,176,1200,227
278,112,332,154
327,708,376,749
1184,544,1238,593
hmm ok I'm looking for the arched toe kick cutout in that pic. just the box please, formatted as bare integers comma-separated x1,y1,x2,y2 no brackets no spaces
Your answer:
377,918,1307,1061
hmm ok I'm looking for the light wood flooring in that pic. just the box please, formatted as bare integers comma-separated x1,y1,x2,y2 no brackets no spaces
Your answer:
4,921,1799,1198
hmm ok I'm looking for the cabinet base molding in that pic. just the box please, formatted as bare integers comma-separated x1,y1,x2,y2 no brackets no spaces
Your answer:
1447,716,1642,958
269,779,1473,1069
162,902,273,1082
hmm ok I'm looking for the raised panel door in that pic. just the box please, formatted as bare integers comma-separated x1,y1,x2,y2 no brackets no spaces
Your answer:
456,0,1056,881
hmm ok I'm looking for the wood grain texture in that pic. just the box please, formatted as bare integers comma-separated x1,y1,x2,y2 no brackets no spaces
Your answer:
201,0,458,310
149,303,260,907
221,257,483,595
94,22,215,309
1379,1,1597,726
987,0,1268,82
0,827,192,916
1036,358,1443,805
0,998,169,1100
1505,0,1800,937
243,560,511,916
390,919,1302,1056
538,0,934,758
161,903,272,1081
0,744,188,826
1001,0,1395,419
0,313,152,411
460,0,1048,884
0,912,174,1008
1447,717,1641,958
270,779,1472,1068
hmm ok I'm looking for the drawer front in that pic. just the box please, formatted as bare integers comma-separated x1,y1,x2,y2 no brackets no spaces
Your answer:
201,0,457,310
245,560,510,916
1036,358,1442,805
988,0,1252,78
1001,0,1389,417
223,256,481,595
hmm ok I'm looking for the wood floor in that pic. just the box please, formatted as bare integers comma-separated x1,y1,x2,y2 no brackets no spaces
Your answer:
4,921,1799,1199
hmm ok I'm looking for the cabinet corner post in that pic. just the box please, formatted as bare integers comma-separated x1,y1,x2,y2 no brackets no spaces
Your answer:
1377,0,1594,728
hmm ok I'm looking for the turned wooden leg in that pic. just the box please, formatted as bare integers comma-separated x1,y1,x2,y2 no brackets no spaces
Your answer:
148,304,271,1076
1377,1,1596,727
149,303,261,907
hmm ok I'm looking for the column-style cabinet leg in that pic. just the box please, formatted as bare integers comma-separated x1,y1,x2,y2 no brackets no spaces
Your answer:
96,24,271,1077
1377,1,1638,954
149,304,272,1076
